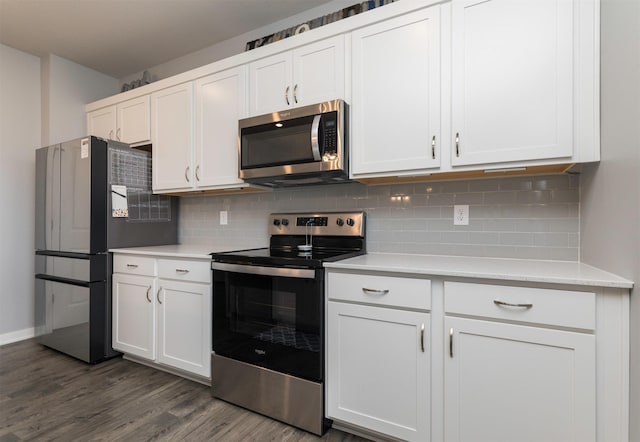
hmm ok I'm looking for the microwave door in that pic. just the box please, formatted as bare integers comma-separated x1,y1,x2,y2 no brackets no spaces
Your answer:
241,115,317,169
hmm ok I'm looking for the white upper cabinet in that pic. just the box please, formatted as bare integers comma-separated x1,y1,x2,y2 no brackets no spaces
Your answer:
350,6,441,177
87,95,151,145
87,106,116,140
450,0,574,166
249,35,345,116
151,83,195,192
194,66,248,189
87,0,599,184
116,96,151,145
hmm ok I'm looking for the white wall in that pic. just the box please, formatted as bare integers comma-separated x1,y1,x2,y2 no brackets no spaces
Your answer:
580,0,640,440
42,54,118,145
0,44,41,343
0,50,118,345
120,0,355,83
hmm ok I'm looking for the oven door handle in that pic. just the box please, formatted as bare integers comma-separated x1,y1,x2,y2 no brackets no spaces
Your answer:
211,262,316,279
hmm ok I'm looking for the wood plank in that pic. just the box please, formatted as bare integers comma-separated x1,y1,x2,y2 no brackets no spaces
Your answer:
0,339,370,441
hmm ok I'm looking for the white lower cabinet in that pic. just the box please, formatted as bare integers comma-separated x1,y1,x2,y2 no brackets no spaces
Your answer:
326,272,431,442
112,253,211,380
326,273,611,442
156,279,211,377
443,281,596,442
444,317,595,442
112,273,156,360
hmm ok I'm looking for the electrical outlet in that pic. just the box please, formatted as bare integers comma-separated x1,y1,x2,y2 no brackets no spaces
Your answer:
454,205,469,225
220,210,228,225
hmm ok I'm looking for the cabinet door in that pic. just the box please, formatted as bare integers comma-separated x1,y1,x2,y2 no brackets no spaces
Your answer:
195,66,247,189
444,317,595,442
117,95,151,145
451,0,573,166
151,83,195,192
351,6,441,176
327,301,430,442
87,106,116,140
249,52,292,116
156,279,211,378
112,273,156,360
292,35,345,107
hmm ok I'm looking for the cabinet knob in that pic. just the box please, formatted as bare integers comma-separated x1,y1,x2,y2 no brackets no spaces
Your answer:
293,84,298,104
455,132,460,157
145,286,151,303
185,166,190,183
157,287,163,304
285,86,290,106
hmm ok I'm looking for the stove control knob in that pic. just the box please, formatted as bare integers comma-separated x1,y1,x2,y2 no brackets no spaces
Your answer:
281,218,289,226
336,218,344,226
273,219,281,226
346,218,355,227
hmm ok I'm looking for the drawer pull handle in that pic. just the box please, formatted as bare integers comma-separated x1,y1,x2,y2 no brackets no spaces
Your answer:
176,269,190,274
493,299,533,309
420,323,425,353
126,264,139,269
362,288,389,295
145,286,151,303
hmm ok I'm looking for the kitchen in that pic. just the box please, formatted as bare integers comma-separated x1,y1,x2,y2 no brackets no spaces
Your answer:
1,0,639,441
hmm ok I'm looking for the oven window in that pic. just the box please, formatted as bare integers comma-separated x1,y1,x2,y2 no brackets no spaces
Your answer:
213,269,323,382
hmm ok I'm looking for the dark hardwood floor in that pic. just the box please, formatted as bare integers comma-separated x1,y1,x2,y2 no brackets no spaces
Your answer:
0,339,370,441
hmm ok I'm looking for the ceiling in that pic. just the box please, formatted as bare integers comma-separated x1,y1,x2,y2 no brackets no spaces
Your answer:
0,0,336,79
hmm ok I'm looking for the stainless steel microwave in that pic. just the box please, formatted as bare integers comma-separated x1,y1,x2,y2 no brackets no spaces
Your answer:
239,99,348,187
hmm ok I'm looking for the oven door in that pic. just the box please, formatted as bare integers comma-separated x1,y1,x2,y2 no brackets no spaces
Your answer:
212,263,323,382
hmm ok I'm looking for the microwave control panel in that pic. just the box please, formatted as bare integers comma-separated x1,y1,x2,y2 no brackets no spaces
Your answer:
322,112,338,155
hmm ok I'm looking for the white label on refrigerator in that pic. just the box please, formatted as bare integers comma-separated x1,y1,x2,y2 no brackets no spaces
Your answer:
81,138,89,159
111,185,128,217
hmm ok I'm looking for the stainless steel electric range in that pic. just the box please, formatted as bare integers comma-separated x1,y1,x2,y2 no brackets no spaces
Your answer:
210,211,366,435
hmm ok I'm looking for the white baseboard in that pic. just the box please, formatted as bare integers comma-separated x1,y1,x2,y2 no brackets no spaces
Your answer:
0,327,35,346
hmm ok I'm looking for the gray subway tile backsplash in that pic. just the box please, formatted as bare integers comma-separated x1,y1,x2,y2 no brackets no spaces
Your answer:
178,175,580,261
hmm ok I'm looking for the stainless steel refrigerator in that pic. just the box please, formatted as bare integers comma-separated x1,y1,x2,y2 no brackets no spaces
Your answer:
34,136,178,363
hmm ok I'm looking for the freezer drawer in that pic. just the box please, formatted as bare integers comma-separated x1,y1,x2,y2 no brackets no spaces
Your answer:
35,252,107,282
34,275,112,363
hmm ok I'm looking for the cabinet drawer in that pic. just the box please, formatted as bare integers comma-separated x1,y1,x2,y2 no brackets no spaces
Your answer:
444,282,595,330
113,254,156,276
328,272,431,311
158,258,211,283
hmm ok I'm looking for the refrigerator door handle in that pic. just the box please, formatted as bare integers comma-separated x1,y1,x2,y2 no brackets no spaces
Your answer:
35,273,90,288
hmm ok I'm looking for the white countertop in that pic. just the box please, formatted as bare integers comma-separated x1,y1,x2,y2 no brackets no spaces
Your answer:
109,243,263,260
324,253,634,289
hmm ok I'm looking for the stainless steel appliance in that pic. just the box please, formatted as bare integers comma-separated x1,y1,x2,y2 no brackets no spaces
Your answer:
239,99,348,187
210,211,366,435
35,136,178,363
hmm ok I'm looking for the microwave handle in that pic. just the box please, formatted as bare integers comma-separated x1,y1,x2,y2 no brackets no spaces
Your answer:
310,114,322,161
